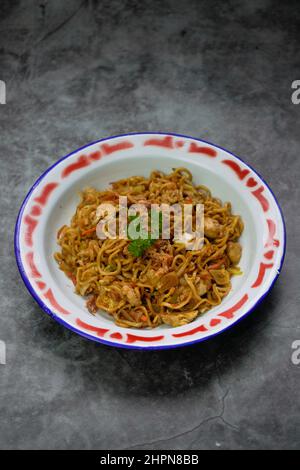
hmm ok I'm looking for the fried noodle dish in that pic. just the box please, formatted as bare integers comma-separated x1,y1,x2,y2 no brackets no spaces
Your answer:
54,168,243,328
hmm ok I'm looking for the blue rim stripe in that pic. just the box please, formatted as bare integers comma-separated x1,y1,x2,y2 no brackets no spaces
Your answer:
14,132,287,350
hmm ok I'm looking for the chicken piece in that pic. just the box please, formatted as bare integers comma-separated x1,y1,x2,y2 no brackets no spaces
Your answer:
86,295,98,314
204,217,222,239
157,272,179,292
226,242,242,265
154,239,172,253
99,191,120,203
146,268,165,287
198,278,211,296
210,269,230,285
161,311,198,327
122,284,141,307
96,286,120,313
149,251,173,270
161,189,181,204
145,250,173,287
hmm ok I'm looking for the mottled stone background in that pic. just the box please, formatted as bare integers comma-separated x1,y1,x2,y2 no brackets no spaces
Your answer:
0,0,299,450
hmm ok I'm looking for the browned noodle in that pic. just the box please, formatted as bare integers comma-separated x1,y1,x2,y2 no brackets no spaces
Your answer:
54,168,243,328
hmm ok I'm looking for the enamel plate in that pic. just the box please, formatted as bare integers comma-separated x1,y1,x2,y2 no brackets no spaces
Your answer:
15,133,286,349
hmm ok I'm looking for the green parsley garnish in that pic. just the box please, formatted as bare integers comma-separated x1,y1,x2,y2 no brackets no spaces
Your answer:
127,211,162,257
128,238,155,257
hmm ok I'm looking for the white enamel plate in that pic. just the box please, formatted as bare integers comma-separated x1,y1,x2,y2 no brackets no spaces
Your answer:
15,133,286,349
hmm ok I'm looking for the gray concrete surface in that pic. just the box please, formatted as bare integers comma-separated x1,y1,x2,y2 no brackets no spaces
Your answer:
0,0,299,450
